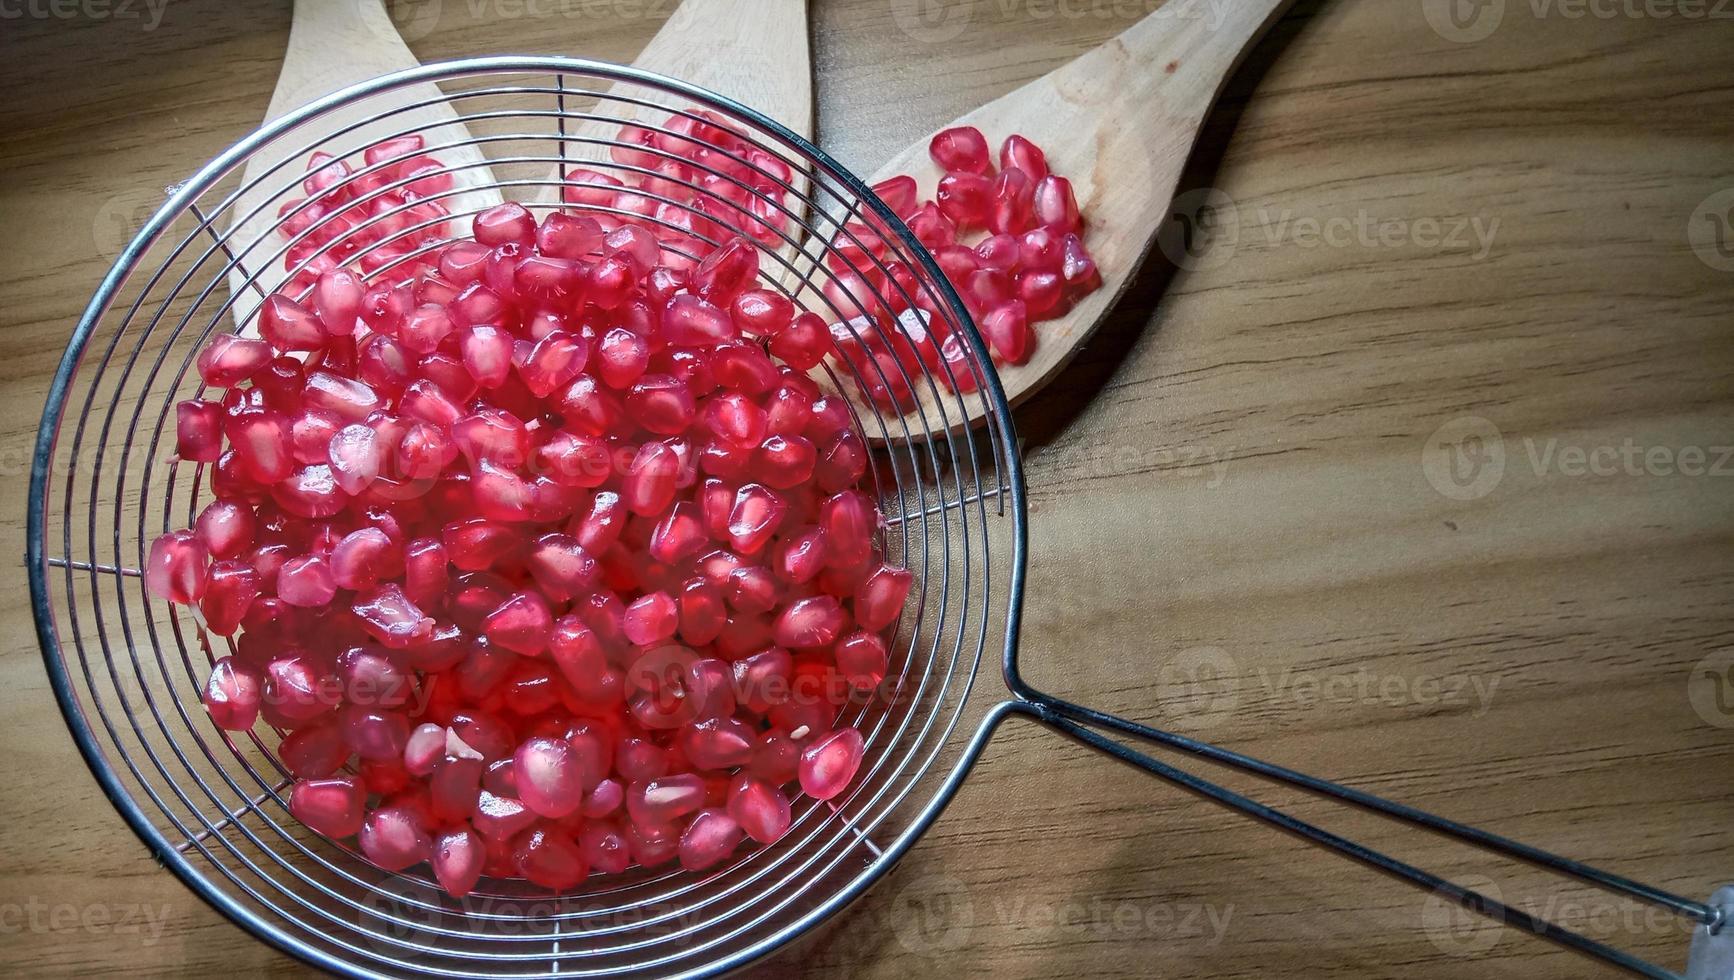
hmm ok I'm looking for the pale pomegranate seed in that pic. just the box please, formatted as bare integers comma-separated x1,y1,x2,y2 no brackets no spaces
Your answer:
290,776,366,838
514,736,587,818
835,630,890,689
727,775,792,844
202,657,262,730
627,773,706,827
798,728,866,802
360,804,432,871
773,594,848,649
677,808,742,871
999,134,1049,180
197,334,272,388
432,827,485,897
483,591,554,655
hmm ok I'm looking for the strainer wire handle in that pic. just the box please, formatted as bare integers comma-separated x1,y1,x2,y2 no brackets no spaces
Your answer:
1016,695,1713,980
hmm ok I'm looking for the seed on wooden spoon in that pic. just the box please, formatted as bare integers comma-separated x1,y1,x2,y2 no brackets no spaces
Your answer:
836,0,1297,435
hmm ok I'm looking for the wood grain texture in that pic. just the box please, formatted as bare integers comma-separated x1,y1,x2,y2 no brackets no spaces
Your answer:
2,1,1733,978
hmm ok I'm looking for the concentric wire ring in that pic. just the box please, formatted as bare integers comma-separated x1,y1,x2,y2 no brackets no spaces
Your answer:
28,57,1028,978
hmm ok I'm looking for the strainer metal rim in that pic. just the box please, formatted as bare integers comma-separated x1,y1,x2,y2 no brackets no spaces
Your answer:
28,54,1031,979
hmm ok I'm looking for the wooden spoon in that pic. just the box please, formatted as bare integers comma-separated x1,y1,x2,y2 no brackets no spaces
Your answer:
852,0,1296,433
225,0,502,325
521,0,813,207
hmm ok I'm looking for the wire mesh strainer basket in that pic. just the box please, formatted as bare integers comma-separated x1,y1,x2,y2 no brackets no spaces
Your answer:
27,57,1732,979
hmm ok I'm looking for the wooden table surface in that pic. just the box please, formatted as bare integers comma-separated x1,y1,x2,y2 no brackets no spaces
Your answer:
3,0,1733,977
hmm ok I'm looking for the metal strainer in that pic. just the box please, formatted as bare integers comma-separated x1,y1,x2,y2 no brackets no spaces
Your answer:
27,57,1731,979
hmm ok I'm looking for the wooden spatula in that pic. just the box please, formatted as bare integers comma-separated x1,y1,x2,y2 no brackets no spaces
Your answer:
522,0,813,207
225,0,502,326
857,0,1296,431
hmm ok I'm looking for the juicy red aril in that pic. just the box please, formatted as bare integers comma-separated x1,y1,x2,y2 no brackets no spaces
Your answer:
177,400,223,462
798,727,865,801
203,657,262,730
483,591,554,655
677,808,742,871
936,172,994,229
929,125,992,175
147,530,210,604
473,202,535,246
624,591,679,646
433,827,485,898
773,594,847,649
197,334,272,388
727,775,791,844
999,134,1049,180
360,805,432,871
514,736,587,818
290,776,366,837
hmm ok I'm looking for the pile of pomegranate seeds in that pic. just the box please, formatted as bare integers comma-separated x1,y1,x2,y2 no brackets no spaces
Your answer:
155,128,912,895
823,128,1102,411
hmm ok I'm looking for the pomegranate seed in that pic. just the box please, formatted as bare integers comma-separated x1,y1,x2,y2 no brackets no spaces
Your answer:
1033,174,1081,233
303,369,381,423
1061,232,1102,291
627,773,706,826
537,211,605,258
769,312,832,370
282,723,350,778
514,826,588,889
731,288,794,337
459,325,514,390
260,294,325,352
821,490,876,568
580,822,631,874
290,776,366,837
727,484,787,555
432,827,485,897
663,294,738,345
988,169,1035,235
520,331,590,398
835,630,890,689
472,789,538,841
624,591,679,646
929,126,992,175
197,334,272,388
677,577,727,646
627,374,697,435
341,703,412,761
871,175,919,216
623,441,680,516
678,808,742,871
650,503,708,564
936,172,994,229
856,563,914,632
682,716,755,770
176,400,223,462
513,736,587,818
773,595,847,649
982,300,1034,365
274,464,346,518
276,554,333,607
353,583,435,648
360,805,432,870
975,232,1021,272
202,657,262,730
192,500,253,560
755,435,817,490
200,561,259,635
798,727,865,800
727,775,792,844
772,526,828,584
692,238,759,305
483,591,554,655
999,134,1049,180
1017,270,1063,317
474,202,535,246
